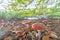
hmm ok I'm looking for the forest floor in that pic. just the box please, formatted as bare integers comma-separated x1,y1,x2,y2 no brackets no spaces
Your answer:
0,18,60,40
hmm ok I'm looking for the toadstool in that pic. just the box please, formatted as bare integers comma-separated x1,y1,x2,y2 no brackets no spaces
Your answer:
31,23,46,40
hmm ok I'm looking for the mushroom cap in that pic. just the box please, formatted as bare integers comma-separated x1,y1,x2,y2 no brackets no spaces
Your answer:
21,20,33,24
32,23,46,30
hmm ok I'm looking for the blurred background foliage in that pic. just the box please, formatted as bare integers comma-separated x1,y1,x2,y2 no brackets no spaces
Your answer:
0,0,60,19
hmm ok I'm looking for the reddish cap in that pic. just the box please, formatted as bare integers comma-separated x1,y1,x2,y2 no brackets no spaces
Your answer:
21,20,33,24
32,23,46,30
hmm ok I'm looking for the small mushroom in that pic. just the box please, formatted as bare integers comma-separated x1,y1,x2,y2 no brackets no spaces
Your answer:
21,20,33,27
21,20,33,25
31,23,46,40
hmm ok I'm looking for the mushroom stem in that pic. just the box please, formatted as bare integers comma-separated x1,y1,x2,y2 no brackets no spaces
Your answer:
37,30,41,40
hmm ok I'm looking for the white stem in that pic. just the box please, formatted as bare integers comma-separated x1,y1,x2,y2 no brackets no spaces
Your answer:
37,30,41,40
